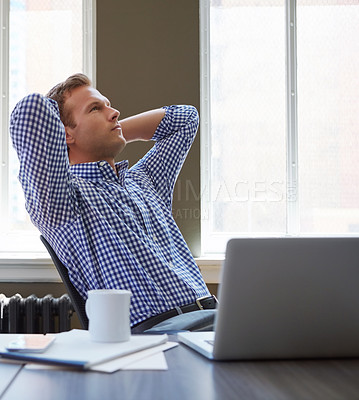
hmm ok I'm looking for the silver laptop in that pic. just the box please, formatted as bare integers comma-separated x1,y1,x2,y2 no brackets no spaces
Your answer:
178,237,359,360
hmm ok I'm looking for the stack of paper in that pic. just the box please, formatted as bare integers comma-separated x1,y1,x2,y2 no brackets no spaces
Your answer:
0,330,177,372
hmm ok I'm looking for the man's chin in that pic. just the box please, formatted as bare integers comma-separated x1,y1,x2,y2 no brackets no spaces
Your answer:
115,141,127,157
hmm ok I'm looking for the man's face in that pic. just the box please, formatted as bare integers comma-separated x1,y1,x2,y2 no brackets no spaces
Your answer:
64,85,126,163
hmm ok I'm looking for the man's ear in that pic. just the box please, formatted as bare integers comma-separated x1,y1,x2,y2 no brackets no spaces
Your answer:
65,127,75,145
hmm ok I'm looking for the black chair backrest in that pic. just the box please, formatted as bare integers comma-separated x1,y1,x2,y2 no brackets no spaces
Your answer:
40,235,89,330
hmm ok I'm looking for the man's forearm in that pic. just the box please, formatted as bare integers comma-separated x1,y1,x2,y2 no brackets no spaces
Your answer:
120,108,166,143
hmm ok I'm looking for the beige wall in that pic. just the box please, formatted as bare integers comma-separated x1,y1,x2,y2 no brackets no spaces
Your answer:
97,0,201,256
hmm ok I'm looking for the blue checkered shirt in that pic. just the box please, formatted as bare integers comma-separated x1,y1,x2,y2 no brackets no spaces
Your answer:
10,93,210,326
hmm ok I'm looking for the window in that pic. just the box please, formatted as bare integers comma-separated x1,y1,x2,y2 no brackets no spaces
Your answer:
0,0,95,256
200,0,359,255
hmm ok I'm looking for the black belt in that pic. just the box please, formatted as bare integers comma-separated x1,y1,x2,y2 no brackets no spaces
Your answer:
131,295,218,333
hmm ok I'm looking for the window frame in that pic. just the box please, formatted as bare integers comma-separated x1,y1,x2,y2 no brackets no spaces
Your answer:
199,0,359,256
0,0,96,280
200,0,298,254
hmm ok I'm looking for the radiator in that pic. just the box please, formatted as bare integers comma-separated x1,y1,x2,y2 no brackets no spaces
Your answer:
0,294,74,334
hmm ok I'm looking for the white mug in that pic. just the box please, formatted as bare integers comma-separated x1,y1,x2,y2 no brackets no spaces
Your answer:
85,289,131,343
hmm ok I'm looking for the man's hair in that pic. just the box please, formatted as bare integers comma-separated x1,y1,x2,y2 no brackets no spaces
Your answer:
46,73,91,128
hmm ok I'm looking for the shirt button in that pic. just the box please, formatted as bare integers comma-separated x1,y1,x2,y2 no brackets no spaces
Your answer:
153,235,157,242
169,262,175,269
99,161,106,167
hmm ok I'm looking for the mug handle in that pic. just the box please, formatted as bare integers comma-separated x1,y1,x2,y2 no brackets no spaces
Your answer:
85,297,91,318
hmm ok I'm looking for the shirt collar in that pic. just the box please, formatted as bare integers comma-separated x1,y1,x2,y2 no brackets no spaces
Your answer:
115,160,129,185
70,160,129,185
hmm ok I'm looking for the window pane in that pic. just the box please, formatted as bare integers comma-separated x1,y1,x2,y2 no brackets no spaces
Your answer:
297,0,359,233
202,0,286,253
4,0,83,252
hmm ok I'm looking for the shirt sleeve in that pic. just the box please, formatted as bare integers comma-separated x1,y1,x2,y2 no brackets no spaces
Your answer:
9,93,76,229
132,105,199,208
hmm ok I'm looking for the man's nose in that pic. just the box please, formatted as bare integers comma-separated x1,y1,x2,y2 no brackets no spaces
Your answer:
110,107,120,121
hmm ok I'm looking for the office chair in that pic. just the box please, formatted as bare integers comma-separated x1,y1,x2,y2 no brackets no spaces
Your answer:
40,235,89,330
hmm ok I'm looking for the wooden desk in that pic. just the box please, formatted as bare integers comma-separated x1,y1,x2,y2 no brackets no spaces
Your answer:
2,340,359,400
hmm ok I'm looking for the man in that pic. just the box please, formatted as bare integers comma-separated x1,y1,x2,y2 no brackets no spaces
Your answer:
10,74,217,332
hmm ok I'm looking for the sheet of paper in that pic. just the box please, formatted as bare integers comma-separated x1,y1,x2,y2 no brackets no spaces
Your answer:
91,342,178,372
0,362,23,396
24,342,178,373
123,351,167,370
